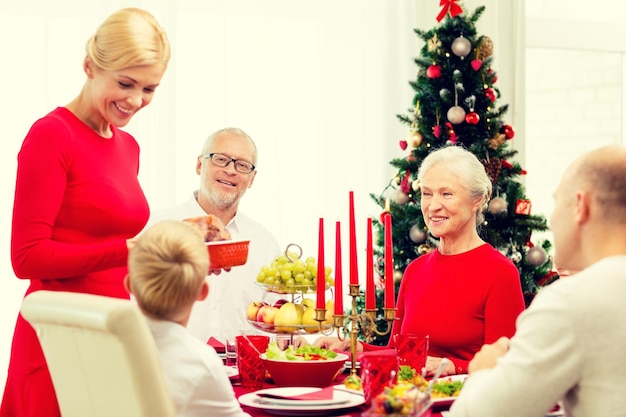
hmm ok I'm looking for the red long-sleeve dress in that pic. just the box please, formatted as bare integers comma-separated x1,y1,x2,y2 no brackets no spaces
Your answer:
1,107,150,417
368,244,525,374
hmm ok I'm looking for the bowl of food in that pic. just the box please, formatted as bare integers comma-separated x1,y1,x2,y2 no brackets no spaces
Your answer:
261,342,348,387
182,215,250,269
206,239,250,269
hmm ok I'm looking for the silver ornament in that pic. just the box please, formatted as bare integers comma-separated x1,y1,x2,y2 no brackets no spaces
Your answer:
526,246,548,266
451,36,472,58
488,197,508,215
409,225,427,244
447,105,466,124
411,179,420,192
394,189,410,205
510,251,522,263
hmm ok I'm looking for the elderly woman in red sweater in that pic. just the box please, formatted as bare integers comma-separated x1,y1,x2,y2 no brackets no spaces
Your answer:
311,145,525,377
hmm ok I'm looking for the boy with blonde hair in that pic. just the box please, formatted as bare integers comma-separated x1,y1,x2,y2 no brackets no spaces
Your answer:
127,220,250,417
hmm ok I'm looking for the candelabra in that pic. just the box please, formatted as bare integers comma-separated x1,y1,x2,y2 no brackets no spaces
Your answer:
315,283,397,377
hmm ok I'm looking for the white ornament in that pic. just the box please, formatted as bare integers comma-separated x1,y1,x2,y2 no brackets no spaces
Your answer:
394,189,410,205
451,36,472,58
447,106,466,124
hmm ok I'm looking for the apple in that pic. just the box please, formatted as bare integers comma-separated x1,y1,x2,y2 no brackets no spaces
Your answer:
274,302,304,333
273,299,289,308
246,301,264,321
256,305,279,325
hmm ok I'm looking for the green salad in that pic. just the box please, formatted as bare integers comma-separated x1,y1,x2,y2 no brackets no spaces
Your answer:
265,341,338,361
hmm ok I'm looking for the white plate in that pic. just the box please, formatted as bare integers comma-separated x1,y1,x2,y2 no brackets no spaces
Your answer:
224,365,238,379
430,374,467,408
239,386,364,416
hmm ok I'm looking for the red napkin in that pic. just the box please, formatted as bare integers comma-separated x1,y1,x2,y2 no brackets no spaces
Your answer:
207,337,225,353
258,386,335,401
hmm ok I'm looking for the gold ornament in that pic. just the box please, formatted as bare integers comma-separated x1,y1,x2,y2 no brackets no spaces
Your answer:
475,36,494,60
427,33,442,52
411,179,420,192
418,244,434,255
488,133,506,150
410,130,424,148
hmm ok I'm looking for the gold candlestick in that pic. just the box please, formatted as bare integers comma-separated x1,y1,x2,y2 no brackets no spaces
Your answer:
331,283,397,377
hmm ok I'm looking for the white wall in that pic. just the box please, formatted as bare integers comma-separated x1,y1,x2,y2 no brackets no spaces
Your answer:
0,0,419,392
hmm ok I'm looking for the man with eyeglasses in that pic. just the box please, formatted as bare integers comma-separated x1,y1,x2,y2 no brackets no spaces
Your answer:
147,127,280,346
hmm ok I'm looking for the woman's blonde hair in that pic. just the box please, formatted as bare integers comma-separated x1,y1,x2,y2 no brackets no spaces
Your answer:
417,145,492,225
86,7,171,71
128,221,208,321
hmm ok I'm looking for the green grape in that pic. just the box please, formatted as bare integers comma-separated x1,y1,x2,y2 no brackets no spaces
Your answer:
280,269,292,281
256,271,266,283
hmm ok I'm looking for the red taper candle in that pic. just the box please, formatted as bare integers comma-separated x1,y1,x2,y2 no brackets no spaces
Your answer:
384,212,395,309
365,218,376,310
316,218,325,309
349,191,358,285
334,221,343,315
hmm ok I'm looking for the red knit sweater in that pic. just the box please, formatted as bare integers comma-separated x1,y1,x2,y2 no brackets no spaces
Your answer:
367,244,525,375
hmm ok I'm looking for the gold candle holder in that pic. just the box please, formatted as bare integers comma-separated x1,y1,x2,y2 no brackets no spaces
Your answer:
332,283,397,377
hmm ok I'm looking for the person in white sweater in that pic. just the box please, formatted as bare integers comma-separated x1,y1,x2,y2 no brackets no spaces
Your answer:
126,220,250,417
449,144,626,417
147,127,281,344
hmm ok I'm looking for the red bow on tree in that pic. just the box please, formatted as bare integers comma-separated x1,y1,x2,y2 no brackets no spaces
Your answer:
436,0,463,22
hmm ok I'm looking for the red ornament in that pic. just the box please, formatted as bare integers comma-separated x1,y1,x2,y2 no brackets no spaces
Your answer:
399,140,408,150
501,160,513,169
488,68,498,83
427,65,441,78
399,170,411,194
433,125,441,138
465,112,480,124
502,124,515,139
485,87,496,102
471,59,482,71
515,199,532,215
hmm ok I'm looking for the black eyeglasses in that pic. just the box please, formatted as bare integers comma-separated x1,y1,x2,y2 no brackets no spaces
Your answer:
201,153,256,174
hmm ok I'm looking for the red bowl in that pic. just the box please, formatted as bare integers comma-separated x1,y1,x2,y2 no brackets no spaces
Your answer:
260,353,349,387
206,239,250,270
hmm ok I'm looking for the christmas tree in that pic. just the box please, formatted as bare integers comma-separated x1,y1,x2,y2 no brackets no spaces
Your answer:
367,3,559,344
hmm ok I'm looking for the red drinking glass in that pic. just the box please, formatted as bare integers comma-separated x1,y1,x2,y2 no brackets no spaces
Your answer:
360,350,399,405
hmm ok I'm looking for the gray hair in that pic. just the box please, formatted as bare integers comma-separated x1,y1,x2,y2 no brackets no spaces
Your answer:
417,146,492,225
201,127,258,165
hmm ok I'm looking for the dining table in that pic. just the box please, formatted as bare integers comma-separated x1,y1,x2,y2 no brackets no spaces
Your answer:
231,369,447,417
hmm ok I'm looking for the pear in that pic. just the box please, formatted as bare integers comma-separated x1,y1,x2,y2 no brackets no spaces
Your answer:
324,300,335,325
301,307,319,333
301,298,316,309
274,302,303,333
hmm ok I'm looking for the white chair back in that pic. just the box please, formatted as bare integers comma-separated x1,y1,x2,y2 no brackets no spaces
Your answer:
21,290,176,417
